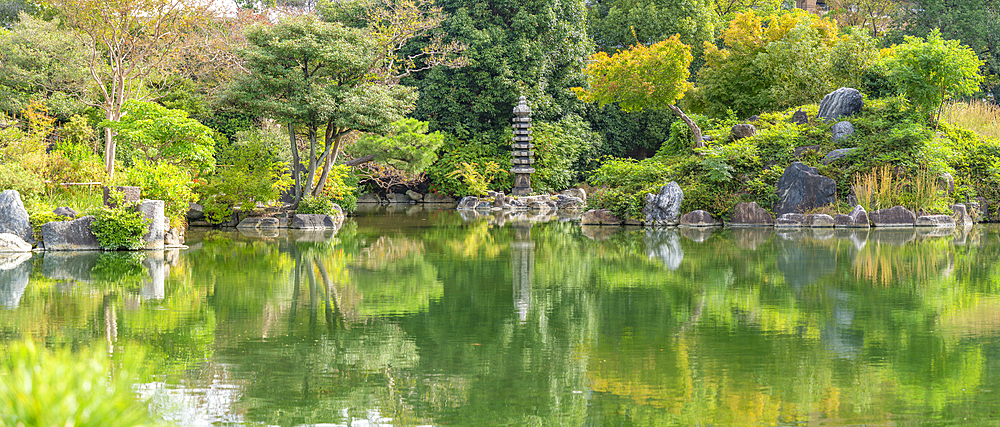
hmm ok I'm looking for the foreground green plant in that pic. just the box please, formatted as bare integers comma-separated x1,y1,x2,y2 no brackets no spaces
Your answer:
91,192,150,250
447,161,504,197
0,340,156,427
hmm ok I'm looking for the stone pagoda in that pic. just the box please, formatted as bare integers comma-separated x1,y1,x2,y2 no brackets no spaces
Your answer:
510,96,535,196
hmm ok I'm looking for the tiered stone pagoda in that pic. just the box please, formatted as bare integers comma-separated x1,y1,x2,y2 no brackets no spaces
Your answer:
511,96,535,196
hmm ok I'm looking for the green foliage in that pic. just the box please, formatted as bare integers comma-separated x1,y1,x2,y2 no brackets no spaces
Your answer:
405,0,590,137
886,29,985,123
197,129,293,224
830,28,886,95
587,0,715,53
318,164,358,213
0,13,92,120
425,134,511,196
297,194,342,216
530,115,600,192
574,35,693,113
0,340,154,427
118,160,198,224
583,103,673,159
446,161,505,197
29,210,69,242
91,192,150,250
0,161,43,203
351,118,445,176
694,10,841,118
102,100,216,174
587,157,672,219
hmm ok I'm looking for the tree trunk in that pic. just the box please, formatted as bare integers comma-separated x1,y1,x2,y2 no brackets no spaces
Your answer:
312,125,340,197
668,104,704,149
288,123,303,208
103,127,116,179
301,126,318,201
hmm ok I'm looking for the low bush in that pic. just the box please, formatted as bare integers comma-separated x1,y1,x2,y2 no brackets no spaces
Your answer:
297,195,342,216
118,160,198,225
0,340,154,427
317,164,358,213
196,129,291,224
425,134,512,197
0,162,43,203
91,192,149,250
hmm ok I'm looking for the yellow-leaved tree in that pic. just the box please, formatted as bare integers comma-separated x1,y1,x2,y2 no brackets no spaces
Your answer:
573,34,703,149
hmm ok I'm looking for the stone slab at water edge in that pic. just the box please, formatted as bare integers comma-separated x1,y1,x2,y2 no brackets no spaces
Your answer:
834,205,870,228
729,202,775,227
41,216,101,251
870,206,916,227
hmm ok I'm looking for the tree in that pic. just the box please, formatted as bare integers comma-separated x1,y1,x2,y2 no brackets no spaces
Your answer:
101,100,216,174
587,0,716,52
694,10,841,117
892,0,1000,101
827,0,899,38
403,0,591,137
573,35,704,149
50,0,213,179
712,0,783,21
227,14,416,206
0,13,93,120
887,29,985,126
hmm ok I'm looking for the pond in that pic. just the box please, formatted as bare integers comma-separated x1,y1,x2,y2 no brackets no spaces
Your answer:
2,208,1000,426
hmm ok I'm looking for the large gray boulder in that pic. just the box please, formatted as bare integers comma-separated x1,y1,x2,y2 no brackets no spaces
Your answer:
775,213,810,228
560,188,587,203
817,87,864,122
41,216,100,250
952,203,974,227
810,214,835,228
731,124,757,140
237,217,281,229
643,182,683,226
186,203,205,221
290,214,341,229
0,252,31,309
831,121,855,144
137,200,165,250
457,196,479,210
870,206,916,227
729,202,774,226
0,190,33,244
915,215,956,227
580,209,622,226
774,162,837,216
679,210,721,227
791,109,809,125
0,233,31,252
834,205,870,228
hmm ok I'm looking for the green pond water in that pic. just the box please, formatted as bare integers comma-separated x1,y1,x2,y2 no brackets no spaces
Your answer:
3,208,1000,426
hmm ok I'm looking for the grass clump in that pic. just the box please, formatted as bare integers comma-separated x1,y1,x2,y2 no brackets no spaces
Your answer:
0,340,157,427
941,100,999,140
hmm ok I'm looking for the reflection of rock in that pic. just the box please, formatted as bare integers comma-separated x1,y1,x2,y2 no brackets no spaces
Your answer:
776,229,809,241
679,227,715,243
729,227,773,250
290,229,338,242
458,209,484,222
834,228,869,251
869,228,916,246
41,251,102,282
953,226,971,246
821,289,863,359
810,227,835,240
141,251,166,300
644,229,683,270
164,249,181,267
916,227,955,239
776,234,837,290
0,252,31,270
580,225,623,241
239,227,281,239
0,252,31,309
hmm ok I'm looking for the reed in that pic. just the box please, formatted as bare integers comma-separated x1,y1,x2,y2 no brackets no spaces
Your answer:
853,165,899,212
941,100,1000,140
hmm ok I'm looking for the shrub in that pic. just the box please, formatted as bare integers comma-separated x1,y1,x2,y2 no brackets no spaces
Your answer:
351,118,445,177
530,115,600,192
587,158,672,219
0,162,43,203
426,134,512,196
118,160,198,225
0,340,154,427
446,161,506,197
297,195,341,216
317,164,358,213
197,129,292,224
29,210,70,242
91,193,150,250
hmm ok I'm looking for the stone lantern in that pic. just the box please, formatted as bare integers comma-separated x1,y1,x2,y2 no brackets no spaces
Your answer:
510,96,535,196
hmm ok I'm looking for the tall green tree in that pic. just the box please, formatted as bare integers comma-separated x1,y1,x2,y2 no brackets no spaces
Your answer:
227,15,416,205
588,0,715,52
892,0,999,100
402,0,591,138
573,35,704,149
887,29,985,126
